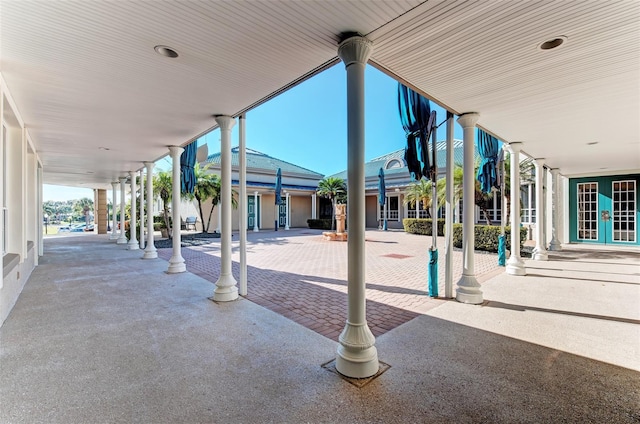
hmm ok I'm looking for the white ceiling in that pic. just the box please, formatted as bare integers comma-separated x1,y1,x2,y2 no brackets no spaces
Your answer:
1,0,638,189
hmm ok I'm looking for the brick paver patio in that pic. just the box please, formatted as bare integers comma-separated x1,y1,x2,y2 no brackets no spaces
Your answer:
158,228,502,341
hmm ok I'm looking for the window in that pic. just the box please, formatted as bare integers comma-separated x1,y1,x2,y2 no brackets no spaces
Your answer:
577,182,598,240
612,180,636,242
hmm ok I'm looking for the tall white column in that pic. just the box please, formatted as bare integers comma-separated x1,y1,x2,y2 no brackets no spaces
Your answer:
506,143,526,275
336,35,378,379
127,171,139,250
216,203,221,233
110,181,119,240
213,115,238,301
116,177,128,244
444,111,455,298
533,159,548,261
139,169,145,250
167,146,186,273
311,193,317,219
143,162,157,259
455,113,483,304
239,114,248,296
285,192,290,230
253,191,259,232
549,168,562,251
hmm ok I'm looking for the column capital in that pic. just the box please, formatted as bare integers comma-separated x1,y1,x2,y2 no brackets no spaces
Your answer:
254,191,259,195
533,158,546,167
111,181,119,187
506,142,523,154
338,35,373,67
119,176,127,183
129,170,136,177
214,115,236,131
550,168,560,176
168,145,184,158
143,161,155,169
456,112,480,129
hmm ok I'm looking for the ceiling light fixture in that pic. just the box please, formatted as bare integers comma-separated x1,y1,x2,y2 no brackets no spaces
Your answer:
537,36,567,51
154,45,179,58
98,146,110,151
586,141,598,145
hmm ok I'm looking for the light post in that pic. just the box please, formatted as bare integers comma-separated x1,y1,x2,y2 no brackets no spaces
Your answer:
44,214,49,235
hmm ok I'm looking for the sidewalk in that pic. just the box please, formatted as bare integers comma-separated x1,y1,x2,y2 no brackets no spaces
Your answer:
1,231,638,423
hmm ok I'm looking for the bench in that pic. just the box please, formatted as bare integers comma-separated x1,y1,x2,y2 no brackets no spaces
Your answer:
185,216,197,231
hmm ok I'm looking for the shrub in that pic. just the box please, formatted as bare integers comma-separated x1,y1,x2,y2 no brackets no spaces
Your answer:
307,219,333,230
452,225,527,252
402,218,445,236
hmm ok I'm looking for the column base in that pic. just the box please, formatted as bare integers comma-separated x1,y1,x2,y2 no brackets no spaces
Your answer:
213,274,239,302
167,255,186,273
533,248,548,261
116,236,128,245
127,240,139,250
455,274,483,304
253,228,259,232
285,226,290,230
548,239,562,251
142,248,158,259
336,321,378,378
506,256,526,275
109,232,119,240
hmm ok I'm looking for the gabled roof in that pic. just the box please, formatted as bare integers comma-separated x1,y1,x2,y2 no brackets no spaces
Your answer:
329,140,467,181
205,147,324,179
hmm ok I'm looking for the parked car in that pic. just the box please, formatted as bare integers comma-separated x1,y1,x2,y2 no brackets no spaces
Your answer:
58,225,71,232
84,224,95,232
70,224,86,232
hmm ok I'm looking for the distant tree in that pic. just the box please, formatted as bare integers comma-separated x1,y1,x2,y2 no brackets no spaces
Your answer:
153,171,173,236
403,179,433,218
317,177,346,231
182,163,221,233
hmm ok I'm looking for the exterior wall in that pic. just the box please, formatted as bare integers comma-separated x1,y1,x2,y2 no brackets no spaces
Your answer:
96,189,108,234
568,173,640,245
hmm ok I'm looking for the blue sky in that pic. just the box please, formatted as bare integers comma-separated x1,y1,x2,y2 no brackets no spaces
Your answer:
45,64,463,201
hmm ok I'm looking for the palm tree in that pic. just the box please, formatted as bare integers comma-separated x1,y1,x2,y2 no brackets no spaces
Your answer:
183,163,221,233
153,170,172,235
316,176,346,231
403,179,433,217
73,197,93,224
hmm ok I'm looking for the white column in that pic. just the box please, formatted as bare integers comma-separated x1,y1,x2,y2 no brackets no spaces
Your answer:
335,35,378,379
285,192,290,230
506,143,526,275
454,200,460,224
239,114,248,296
139,169,145,250
455,113,483,304
549,168,562,251
216,203,221,233
167,146,186,273
116,177,128,244
253,191,259,232
444,111,454,298
143,162,157,259
311,193,317,219
213,115,238,301
533,159,548,261
127,171,139,250
110,182,119,240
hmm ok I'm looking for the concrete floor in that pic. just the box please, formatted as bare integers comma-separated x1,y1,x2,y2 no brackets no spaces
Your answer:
0,232,638,423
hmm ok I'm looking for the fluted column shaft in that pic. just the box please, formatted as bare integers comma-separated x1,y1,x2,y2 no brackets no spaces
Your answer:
253,191,259,232
143,162,157,259
507,143,526,275
549,168,562,251
167,146,186,273
116,177,128,244
128,171,139,250
533,159,548,260
335,35,378,379
139,169,145,250
212,115,238,301
110,182,119,240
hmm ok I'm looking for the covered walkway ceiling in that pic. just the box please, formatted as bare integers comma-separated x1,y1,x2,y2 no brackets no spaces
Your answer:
1,1,638,189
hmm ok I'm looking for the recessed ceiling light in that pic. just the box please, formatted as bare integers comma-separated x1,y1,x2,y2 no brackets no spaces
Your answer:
99,146,110,151
154,45,179,58
538,36,567,51
586,141,598,145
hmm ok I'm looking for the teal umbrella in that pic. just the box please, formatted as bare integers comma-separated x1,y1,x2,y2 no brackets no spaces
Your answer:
180,141,198,194
476,129,501,194
378,167,387,231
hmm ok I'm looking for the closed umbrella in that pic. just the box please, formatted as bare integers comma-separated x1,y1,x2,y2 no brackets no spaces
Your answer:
476,129,505,266
476,129,501,194
378,168,387,231
180,141,198,194
274,168,282,230
397,83,439,297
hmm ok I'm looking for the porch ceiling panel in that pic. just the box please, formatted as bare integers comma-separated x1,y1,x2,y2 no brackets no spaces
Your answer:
0,0,421,188
1,0,638,190
370,0,640,176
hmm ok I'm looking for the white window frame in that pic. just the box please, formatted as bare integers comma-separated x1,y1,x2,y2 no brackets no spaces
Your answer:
612,180,636,243
577,182,598,241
